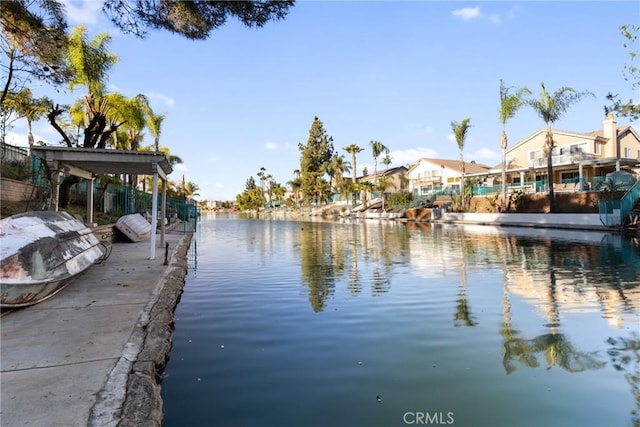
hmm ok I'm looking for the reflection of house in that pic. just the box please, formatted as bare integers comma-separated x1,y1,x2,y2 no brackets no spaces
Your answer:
407,158,491,197
482,114,640,193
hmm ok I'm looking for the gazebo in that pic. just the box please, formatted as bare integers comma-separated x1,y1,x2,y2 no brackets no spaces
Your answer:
31,146,173,260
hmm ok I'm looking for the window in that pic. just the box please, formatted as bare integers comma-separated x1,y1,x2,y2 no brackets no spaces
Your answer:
594,141,602,155
625,147,632,158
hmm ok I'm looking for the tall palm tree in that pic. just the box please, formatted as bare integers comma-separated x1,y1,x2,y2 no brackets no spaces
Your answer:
451,118,472,211
343,144,364,207
370,140,389,187
343,144,364,183
499,80,530,211
526,83,593,212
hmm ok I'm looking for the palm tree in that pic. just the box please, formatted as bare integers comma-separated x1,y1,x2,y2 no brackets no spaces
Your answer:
526,83,594,212
499,80,530,211
370,140,389,187
327,153,350,195
343,144,364,206
451,118,472,211
183,181,200,201
3,88,51,154
146,111,166,152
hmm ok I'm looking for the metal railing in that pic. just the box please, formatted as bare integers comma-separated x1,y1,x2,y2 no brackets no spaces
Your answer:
619,180,640,226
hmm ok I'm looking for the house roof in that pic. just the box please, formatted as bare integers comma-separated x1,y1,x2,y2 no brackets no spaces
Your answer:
410,158,491,174
357,165,408,180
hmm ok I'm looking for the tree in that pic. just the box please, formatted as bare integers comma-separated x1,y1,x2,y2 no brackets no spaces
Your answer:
0,0,72,105
451,118,472,211
103,0,295,40
499,80,530,211
146,111,167,152
236,176,265,210
2,87,51,153
183,181,200,201
369,140,389,188
526,83,593,213
48,25,119,149
298,117,334,206
326,153,350,195
343,143,364,207
606,24,639,120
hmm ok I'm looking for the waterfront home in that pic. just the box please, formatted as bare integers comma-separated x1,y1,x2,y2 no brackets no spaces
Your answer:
478,113,640,194
407,158,491,198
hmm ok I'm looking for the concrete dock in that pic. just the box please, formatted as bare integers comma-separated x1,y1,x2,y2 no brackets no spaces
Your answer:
1,232,192,427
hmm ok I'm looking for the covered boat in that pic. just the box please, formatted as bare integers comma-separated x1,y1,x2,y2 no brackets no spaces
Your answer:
0,211,105,308
115,213,152,242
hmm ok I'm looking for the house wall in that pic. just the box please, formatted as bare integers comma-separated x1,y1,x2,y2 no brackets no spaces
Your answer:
619,131,640,160
408,160,460,193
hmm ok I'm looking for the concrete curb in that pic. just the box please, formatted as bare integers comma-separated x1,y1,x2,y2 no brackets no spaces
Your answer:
88,233,193,427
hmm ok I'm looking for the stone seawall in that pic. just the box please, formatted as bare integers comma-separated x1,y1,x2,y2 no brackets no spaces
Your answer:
117,233,193,427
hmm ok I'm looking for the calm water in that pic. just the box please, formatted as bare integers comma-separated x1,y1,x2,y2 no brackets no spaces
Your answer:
161,214,640,427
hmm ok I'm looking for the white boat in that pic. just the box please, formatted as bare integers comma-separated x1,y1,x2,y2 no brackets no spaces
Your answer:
115,213,152,242
0,211,106,308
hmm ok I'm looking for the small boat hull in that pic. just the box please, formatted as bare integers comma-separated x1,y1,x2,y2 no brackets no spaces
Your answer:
115,213,152,242
1,211,104,308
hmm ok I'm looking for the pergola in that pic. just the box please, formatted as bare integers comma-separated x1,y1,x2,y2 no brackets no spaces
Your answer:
31,146,173,260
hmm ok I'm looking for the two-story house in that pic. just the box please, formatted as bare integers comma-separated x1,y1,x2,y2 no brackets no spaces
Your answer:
407,158,491,198
498,113,640,193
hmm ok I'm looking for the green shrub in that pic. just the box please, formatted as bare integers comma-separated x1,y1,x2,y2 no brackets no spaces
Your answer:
388,190,413,207
1,160,31,181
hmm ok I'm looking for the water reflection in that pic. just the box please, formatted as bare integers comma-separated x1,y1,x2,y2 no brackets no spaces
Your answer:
164,216,640,426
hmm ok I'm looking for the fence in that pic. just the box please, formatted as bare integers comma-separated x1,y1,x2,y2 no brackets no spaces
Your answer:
69,180,199,233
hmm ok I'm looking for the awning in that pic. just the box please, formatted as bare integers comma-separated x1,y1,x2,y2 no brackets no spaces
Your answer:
31,146,174,260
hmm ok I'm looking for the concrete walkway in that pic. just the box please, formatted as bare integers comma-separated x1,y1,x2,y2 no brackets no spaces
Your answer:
1,233,192,427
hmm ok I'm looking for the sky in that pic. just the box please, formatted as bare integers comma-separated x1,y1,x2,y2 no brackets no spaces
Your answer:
4,1,640,201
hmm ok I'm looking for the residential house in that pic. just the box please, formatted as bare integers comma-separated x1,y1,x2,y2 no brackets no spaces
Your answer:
357,165,409,193
407,158,491,198
488,113,640,193
342,165,409,207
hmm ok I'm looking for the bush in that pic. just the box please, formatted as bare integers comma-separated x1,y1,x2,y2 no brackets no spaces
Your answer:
388,190,413,207
1,160,31,181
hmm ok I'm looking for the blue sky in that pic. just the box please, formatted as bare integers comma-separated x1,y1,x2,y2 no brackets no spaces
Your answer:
5,1,639,201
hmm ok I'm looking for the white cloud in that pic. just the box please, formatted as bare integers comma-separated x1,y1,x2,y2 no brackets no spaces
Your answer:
174,163,188,173
390,147,438,166
452,6,481,21
265,142,279,150
4,131,54,147
147,92,175,107
61,0,103,25
471,147,500,161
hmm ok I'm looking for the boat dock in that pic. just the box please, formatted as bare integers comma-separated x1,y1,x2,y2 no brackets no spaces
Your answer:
0,233,192,426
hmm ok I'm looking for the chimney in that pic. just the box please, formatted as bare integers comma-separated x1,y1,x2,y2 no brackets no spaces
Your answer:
603,112,617,146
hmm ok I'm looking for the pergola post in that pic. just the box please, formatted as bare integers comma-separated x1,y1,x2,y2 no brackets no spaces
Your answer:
161,178,167,248
50,168,61,211
87,177,95,225
150,172,159,260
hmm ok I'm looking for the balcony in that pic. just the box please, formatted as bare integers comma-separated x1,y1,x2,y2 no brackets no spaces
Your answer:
529,151,596,168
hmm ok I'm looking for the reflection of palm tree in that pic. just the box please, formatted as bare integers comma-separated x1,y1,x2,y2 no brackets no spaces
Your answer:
502,331,606,374
606,335,640,426
454,243,477,327
546,241,561,330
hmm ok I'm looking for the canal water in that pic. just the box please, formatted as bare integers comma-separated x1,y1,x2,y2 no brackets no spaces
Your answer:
161,214,640,427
